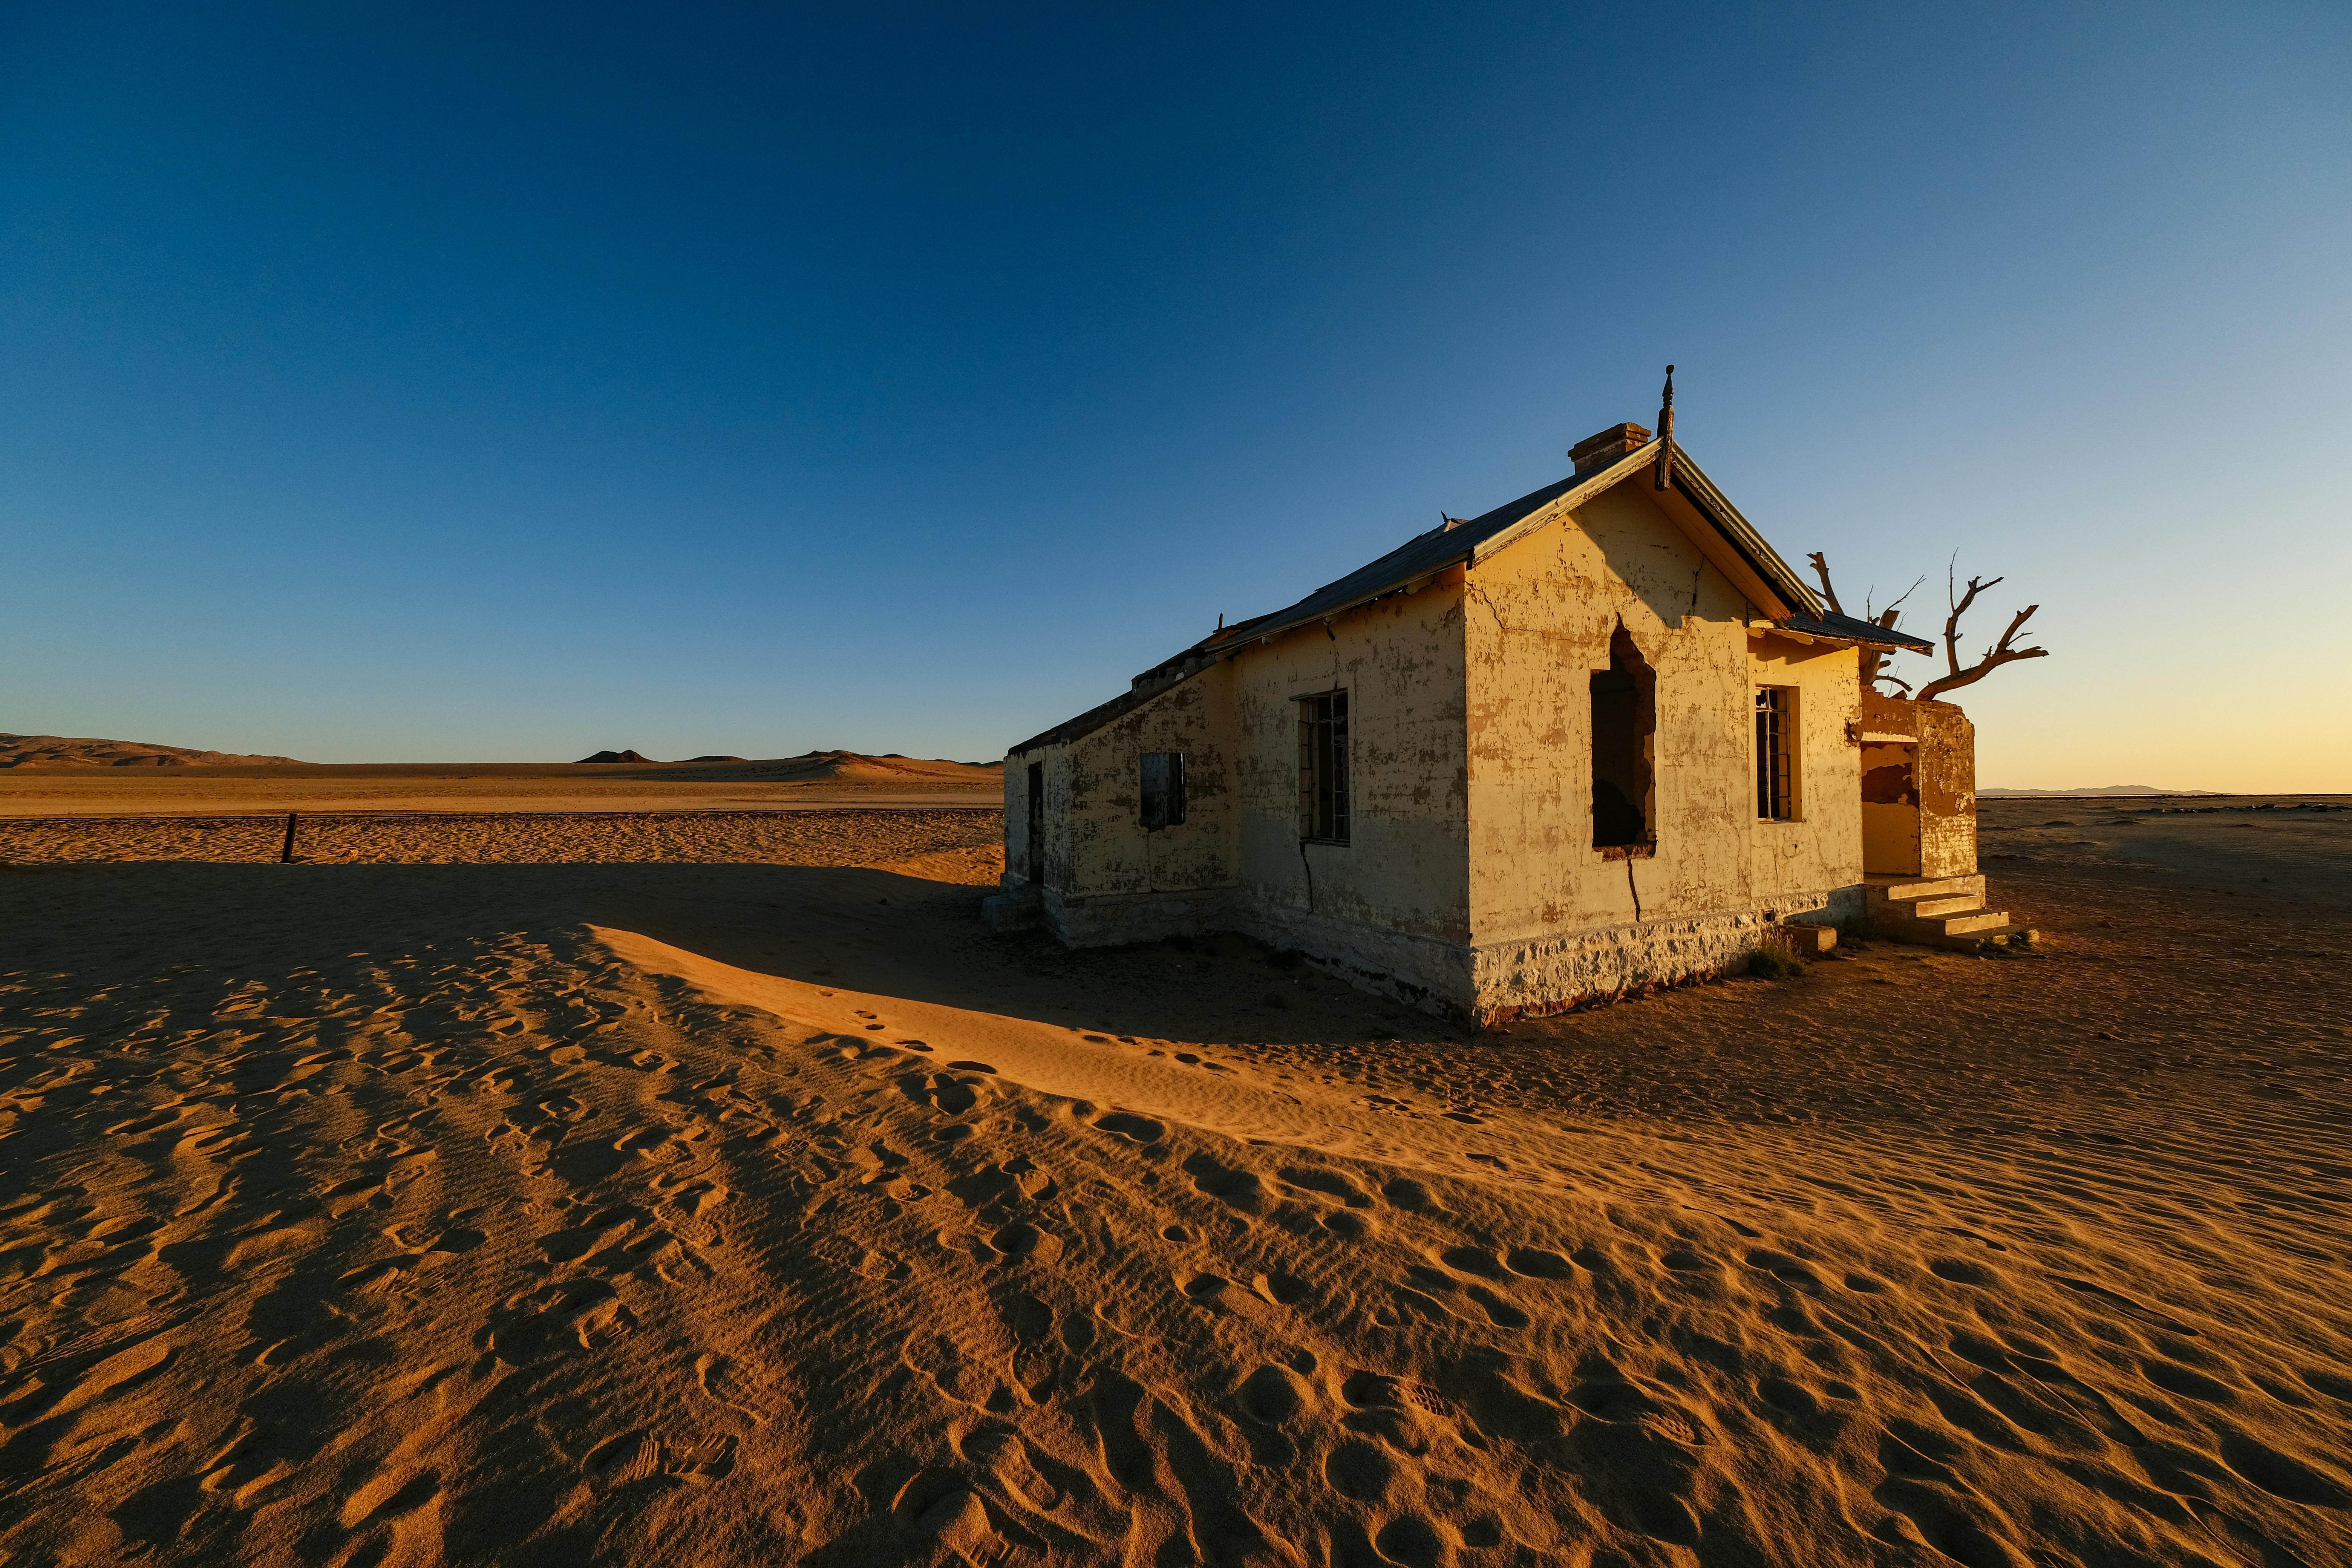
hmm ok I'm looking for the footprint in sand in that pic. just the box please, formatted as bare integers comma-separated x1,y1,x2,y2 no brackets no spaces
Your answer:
1503,1247,1571,1279
1179,1271,1272,1320
903,1072,985,1115
1381,1177,1438,1212
1438,1245,1510,1279
991,1220,1063,1262
1237,1364,1316,1427
668,1180,729,1218
1925,1256,1998,1286
1277,1166,1374,1208
1742,1249,1825,1291
1183,1153,1265,1212
1089,1111,1165,1144
491,1278,637,1364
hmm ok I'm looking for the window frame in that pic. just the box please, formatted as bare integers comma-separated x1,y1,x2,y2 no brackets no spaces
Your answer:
1138,750,1187,831
1297,690,1351,845
1754,685,1800,822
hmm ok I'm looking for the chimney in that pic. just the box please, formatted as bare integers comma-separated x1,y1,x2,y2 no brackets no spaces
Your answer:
1570,422,1652,477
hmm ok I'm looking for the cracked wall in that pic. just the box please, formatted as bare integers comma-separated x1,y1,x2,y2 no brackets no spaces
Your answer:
1857,691,1978,879
1461,481,1863,1011
1022,576,1473,1001
1009,471,1879,1021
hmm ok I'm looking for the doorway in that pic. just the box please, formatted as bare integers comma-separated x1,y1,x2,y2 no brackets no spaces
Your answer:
1860,742,1920,873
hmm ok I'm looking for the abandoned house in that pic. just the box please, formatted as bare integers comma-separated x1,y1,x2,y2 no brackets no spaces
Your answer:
988,411,2015,1023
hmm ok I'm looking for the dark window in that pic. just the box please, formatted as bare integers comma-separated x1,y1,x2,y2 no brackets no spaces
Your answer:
1755,688,1795,820
1591,626,1655,849
1025,760,1045,881
1298,691,1349,843
1139,751,1186,830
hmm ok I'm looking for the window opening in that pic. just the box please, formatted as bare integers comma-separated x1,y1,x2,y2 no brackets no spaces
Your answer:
1139,751,1187,830
1590,626,1655,850
1755,688,1796,820
1298,692,1350,844
1025,761,1045,882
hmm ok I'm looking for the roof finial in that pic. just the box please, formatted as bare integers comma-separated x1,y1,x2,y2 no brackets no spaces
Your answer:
1653,364,1676,492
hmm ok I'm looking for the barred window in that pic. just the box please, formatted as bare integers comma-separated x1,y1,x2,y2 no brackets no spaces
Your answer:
1755,687,1796,821
1298,691,1350,844
1139,751,1187,830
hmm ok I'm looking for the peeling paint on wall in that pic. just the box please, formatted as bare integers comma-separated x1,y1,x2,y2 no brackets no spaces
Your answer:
1858,691,1978,879
1006,469,1902,1022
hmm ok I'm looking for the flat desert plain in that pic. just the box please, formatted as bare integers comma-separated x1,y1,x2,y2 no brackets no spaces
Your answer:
0,751,1004,820
2,786,2348,1567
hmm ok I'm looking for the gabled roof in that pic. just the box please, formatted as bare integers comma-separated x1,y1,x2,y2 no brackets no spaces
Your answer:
1008,438,1931,756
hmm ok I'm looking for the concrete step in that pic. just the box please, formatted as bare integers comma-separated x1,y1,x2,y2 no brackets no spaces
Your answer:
1905,922,2040,953
1906,893,1985,918
1777,922,1839,955
1869,874,1986,906
1874,906,2009,936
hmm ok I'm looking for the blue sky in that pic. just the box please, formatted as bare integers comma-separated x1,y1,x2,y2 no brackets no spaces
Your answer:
5,2,2347,788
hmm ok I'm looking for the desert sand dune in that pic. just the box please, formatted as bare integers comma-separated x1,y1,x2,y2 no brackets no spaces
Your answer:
1,808,2347,1566
0,732,306,769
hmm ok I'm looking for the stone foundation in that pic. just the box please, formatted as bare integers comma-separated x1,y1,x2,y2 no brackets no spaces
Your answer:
1468,884,1864,1023
1002,877,1864,1028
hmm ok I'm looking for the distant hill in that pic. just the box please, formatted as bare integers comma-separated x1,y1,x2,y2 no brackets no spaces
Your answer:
1981,785,2220,797
0,733,306,768
632,750,1002,785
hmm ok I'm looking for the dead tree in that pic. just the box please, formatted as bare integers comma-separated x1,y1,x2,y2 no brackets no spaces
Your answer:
1805,552,1921,697
1915,565,2047,703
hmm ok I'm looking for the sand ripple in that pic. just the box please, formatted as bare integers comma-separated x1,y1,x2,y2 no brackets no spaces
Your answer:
4,884,2348,1565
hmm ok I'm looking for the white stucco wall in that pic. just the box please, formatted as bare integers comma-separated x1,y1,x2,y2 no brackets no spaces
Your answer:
1007,470,1871,1021
1457,481,1864,1016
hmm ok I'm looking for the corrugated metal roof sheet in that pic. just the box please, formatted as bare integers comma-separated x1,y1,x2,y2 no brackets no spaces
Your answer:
1775,611,1936,651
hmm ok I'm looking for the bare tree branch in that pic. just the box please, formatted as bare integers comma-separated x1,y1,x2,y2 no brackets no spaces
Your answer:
1916,577,2047,702
1813,553,2050,705
1868,576,1923,623
1808,552,1927,698
1804,551,1844,615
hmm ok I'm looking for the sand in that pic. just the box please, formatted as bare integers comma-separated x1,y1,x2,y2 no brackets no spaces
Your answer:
2,795,2347,1566
0,752,1003,819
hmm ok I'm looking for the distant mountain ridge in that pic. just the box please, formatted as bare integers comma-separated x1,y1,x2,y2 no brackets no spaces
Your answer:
617,750,1002,784
0,737,1001,779
0,733,306,768
1981,785,2219,797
